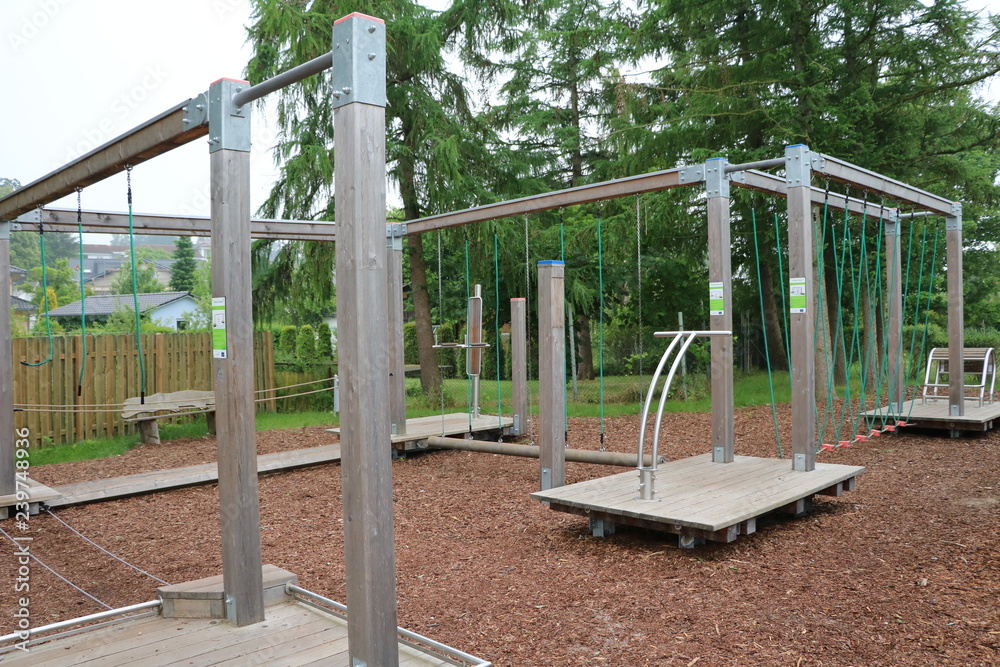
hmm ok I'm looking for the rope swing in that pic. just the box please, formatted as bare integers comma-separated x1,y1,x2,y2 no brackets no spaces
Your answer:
22,207,54,367
125,166,147,403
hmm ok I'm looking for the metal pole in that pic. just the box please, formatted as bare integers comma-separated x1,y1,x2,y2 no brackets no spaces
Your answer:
724,157,786,173
231,52,334,108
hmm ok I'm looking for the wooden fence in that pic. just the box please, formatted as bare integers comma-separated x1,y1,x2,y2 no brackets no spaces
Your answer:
13,331,275,447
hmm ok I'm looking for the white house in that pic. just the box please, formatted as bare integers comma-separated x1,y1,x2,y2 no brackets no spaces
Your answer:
45,292,200,330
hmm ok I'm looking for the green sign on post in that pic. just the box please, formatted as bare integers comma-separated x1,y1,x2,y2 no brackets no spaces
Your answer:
709,281,724,316
212,297,228,359
789,277,807,314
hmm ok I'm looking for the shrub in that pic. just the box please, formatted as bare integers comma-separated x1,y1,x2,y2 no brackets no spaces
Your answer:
316,322,334,360
296,325,316,365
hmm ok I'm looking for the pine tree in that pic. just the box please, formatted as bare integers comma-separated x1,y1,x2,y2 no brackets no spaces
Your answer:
169,237,198,292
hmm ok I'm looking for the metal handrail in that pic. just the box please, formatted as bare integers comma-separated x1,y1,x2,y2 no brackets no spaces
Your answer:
285,583,492,667
635,330,732,501
0,599,161,650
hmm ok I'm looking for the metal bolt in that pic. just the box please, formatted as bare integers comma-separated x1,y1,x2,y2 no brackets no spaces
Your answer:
368,25,376,33
332,91,341,100
236,86,243,92
196,104,205,111
368,53,376,60
342,87,352,95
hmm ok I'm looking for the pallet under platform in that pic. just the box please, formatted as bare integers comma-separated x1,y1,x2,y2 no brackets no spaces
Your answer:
861,398,1000,434
531,454,864,547
328,413,514,452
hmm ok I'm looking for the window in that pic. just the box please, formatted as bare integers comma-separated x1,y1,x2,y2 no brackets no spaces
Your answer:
176,320,188,331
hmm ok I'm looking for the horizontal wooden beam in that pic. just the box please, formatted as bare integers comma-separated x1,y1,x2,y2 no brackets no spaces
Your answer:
0,99,209,220
815,154,956,216
405,167,689,234
17,208,336,241
736,170,897,219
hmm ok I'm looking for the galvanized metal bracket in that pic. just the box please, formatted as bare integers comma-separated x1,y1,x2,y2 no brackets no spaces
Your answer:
332,14,386,109
15,209,40,225
678,164,705,186
785,144,812,187
385,222,405,251
945,208,962,231
704,158,729,199
183,91,209,128
884,220,901,236
810,152,827,174
712,446,726,462
208,79,251,153
224,595,236,624
793,452,808,472
0,220,10,240
540,467,552,491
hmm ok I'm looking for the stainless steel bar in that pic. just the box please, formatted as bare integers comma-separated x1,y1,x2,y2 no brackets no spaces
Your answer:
724,158,785,173
285,584,492,667
232,52,334,108
0,600,161,646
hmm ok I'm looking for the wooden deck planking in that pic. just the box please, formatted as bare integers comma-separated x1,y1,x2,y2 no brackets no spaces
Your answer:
328,412,513,444
48,445,342,508
862,398,1000,431
533,454,864,534
7,603,454,666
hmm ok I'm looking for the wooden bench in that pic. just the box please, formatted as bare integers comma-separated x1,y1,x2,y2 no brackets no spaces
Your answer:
123,390,216,444
921,347,996,407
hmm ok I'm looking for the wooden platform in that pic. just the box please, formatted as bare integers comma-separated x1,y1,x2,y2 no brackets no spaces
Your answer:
46,445,342,508
861,398,1000,434
0,478,61,519
2,601,471,666
328,413,514,452
531,454,864,547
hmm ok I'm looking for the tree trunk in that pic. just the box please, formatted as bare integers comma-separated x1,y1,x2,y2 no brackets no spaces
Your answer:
759,261,788,371
576,313,595,381
406,233,442,396
824,240,846,383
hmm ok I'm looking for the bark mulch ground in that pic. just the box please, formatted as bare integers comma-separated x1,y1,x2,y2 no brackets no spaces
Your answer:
2,407,998,666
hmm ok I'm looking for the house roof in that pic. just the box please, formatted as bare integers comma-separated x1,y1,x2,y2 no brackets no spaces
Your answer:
46,292,196,318
10,266,27,274
11,295,36,312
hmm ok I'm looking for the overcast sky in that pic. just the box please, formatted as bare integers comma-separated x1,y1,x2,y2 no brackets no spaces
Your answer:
2,0,997,230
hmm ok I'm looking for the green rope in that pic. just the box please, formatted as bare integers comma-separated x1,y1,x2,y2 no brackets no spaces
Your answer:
772,211,792,383
906,228,940,423
751,209,783,458
827,200,854,444
815,191,837,450
126,167,147,402
493,231,502,428
75,189,87,395
596,206,605,446
22,212,53,367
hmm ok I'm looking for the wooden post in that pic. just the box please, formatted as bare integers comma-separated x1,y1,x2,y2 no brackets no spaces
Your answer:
208,77,264,626
945,206,964,416
705,158,734,463
333,14,398,667
885,215,905,413
0,221,14,498
511,298,527,436
785,145,816,472
386,238,406,435
537,261,565,490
